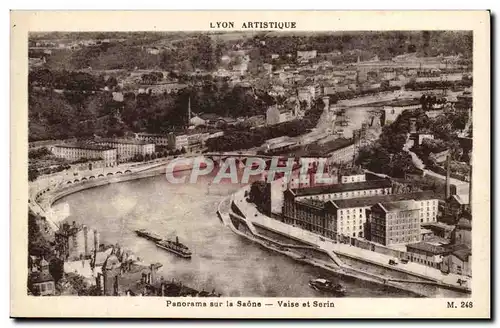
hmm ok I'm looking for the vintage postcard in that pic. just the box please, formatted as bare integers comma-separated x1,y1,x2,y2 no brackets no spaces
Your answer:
10,10,490,318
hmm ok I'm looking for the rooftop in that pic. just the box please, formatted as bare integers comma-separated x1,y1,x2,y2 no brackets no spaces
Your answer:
97,138,154,146
332,191,436,209
379,200,417,212
452,247,472,262
406,241,447,255
295,198,327,209
452,194,470,205
292,179,392,197
457,218,472,230
29,271,54,284
422,222,455,232
292,138,354,158
55,143,115,151
135,132,169,138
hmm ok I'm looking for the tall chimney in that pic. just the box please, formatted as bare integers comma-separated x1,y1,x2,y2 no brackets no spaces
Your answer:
83,225,88,257
94,230,100,253
469,151,472,208
114,275,119,296
445,153,451,199
150,264,156,285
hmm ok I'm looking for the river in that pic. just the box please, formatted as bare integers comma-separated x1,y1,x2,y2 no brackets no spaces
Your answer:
54,170,417,297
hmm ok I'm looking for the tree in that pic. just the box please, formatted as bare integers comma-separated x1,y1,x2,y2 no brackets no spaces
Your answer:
105,76,118,89
28,169,39,182
49,258,64,283
248,181,271,214
389,152,415,178
28,212,52,257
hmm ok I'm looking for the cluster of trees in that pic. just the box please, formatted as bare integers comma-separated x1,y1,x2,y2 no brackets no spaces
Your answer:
412,138,462,163
356,101,470,179
29,68,106,91
405,79,473,91
28,211,54,257
356,145,416,178
246,31,472,62
205,101,323,152
248,181,271,215
190,83,274,118
131,147,186,162
419,94,447,110
28,73,280,141
141,72,164,84
43,34,232,72
355,110,421,177
28,163,71,181
62,273,102,296
28,147,52,159
330,84,401,103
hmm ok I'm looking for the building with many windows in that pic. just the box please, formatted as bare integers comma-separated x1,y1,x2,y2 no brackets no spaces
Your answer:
95,139,155,163
55,221,100,261
370,200,421,246
166,131,210,152
289,179,393,203
325,138,357,164
134,133,170,146
51,144,117,167
417,198,439,224
266,105,294,126
282,189,437,240
405,241,447,269
340,173,366,184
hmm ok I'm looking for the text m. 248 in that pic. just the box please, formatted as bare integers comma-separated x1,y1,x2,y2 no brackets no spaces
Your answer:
447,301,473,308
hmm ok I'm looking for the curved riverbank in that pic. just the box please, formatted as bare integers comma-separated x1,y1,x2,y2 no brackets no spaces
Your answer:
220,187,471,298
29,161,174,229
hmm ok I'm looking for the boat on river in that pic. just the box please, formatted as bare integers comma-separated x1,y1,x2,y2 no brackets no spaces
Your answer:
135,229,162,242
156,236,192,259
309,278,346,296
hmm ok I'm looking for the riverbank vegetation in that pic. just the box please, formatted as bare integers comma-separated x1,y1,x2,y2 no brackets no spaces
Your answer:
205,100,323,152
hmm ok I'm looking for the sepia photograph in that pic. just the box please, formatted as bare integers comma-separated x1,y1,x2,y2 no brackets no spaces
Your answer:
11,10,490,318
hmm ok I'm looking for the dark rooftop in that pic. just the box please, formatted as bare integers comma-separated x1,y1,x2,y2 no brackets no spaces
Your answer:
97,138,154,145
379,200,417,212
55,143,115,151
288,138,354,158
292,179,392,197
29,271,54,284
332,191,437,209
457,218,472,230
406,242,447,255
452,247,472,262
295,198,327,209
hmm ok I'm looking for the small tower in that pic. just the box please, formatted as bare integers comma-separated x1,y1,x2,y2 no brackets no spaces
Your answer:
322,96,330,113
40,257,50,273
409,118,417,134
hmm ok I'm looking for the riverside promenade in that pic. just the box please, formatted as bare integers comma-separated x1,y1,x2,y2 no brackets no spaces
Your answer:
224,186,471,297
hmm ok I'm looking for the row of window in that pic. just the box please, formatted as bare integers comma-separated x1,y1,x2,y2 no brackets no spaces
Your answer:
340,214,364,220
306,188,389,201
340,208,364,215
387,229,418,237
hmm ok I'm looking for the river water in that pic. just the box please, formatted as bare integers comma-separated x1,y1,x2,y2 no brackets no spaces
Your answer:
54,170,417,297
